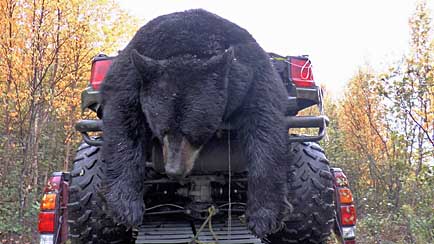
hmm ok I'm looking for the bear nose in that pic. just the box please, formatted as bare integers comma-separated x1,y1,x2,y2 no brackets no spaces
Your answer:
163,134,198,180
165,165,185,180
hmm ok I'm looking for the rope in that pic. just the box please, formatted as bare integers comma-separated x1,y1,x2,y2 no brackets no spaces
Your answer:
227,128,232,240
271,56,313,80
300,59,312,79
191,206,219,244
191,128,233,244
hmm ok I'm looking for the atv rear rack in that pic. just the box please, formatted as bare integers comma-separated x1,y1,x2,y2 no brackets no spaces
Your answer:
75,115,328,146
136,217,263,244
285,115,329,142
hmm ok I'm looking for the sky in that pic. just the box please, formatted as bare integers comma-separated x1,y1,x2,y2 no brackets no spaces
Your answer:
116,0,433,97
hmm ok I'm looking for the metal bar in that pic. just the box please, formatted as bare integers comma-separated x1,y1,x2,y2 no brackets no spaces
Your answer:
81,133,103,146
75,120,103,146
285,115,329,128
75,116,329,132
287,115,328,142
75,119,103,132
287,127,326,142
75,116,329,145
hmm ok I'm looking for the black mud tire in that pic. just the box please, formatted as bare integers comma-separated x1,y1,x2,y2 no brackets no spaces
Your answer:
267,142,335,244
67,142,134,244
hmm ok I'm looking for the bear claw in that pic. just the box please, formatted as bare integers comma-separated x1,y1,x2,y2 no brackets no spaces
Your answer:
247,208,283,238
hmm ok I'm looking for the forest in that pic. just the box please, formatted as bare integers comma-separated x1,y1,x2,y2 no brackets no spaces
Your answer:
0,0,432,243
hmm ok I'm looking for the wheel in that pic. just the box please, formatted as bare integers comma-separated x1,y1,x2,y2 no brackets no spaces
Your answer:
67,142,134,244
267,142,335,244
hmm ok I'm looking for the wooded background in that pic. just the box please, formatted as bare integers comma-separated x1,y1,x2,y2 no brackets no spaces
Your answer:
0,0,432,243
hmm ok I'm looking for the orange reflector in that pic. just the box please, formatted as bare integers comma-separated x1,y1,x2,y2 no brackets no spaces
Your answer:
40,193,57,210
341,205,356,226
38,211,55,233
338,188,354,204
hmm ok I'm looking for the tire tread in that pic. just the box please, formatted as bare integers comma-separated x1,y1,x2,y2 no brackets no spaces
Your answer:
267,142,335,244
68,142,133,244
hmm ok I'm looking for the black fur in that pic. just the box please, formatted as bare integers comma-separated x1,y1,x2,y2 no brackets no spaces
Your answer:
101,9,291,237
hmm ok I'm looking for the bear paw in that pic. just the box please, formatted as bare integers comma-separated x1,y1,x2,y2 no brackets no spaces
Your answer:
105,192,145,227
247,207,284,238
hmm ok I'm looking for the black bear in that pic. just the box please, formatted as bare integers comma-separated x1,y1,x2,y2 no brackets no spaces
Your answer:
101,9,291,237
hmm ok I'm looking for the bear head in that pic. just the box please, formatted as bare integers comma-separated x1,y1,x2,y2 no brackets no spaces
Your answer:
130,48,234,179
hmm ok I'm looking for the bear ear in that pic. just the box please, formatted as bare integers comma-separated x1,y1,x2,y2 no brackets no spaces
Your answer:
203,46,235,71
130,49,162,82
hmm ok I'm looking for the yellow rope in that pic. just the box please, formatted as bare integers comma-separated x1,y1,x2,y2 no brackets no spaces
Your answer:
191,206,219,244
272,57,287,61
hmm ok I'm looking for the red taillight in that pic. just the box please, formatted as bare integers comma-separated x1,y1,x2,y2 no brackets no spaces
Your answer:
341,205,357,226
38,172,69,243
38,212,55,233
333,168,357,242
44,176,61,193
90,59,113,90
289,57,315,87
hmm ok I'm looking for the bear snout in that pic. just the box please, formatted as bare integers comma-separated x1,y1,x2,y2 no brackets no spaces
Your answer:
163,135,201,180
165,164,186,180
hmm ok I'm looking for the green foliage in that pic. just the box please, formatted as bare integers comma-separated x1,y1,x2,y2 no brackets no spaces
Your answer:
0,0,139,240
0,0,432,243
323,1,433,243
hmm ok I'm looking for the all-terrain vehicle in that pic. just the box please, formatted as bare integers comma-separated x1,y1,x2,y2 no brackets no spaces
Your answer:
37,53,357,244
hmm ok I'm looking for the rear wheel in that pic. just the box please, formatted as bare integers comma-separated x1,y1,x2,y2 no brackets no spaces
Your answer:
67,142,134,244
267,142,335,244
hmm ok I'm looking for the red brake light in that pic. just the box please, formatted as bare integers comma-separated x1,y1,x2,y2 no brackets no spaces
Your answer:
341,205,357,226
290,57,315,87
90,59,113,90
38,212,55,233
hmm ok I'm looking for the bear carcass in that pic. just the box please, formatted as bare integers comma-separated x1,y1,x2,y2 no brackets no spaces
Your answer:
100,9,291,237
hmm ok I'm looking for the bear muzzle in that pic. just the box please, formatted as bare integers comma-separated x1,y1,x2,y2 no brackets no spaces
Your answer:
162,135,201,180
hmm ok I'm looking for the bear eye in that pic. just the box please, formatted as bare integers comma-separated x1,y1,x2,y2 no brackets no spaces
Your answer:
161,128,170,136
